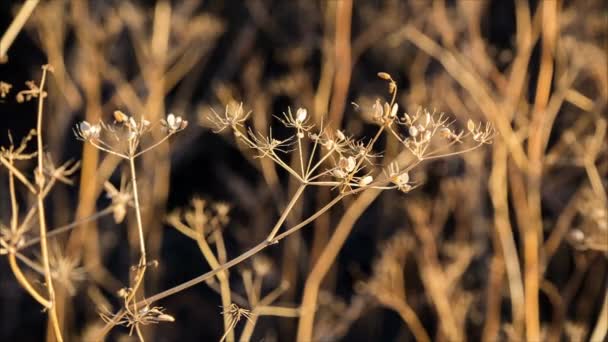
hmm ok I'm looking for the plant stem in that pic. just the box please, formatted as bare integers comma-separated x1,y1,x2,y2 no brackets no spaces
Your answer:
128,156,147,266
0,0,39,60
266,184,306,242
8,252,51,307
35,65,63,342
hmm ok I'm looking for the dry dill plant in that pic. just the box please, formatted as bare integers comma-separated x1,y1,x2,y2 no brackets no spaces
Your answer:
94,72,493,340
74,111,187,336
0,65,74,340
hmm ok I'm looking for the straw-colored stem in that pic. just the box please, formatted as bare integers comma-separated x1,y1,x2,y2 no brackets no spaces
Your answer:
35,65,63,342
266,184,306,242
0,0,39,60
128,156,147,265
8,252,51,307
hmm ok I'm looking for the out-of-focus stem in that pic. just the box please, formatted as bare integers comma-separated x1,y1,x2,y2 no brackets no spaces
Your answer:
0,0,39,60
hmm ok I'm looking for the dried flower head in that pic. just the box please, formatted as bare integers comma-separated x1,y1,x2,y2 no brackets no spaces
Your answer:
277,107,314,135
387,162,413,192
104,179,133,223
16,80,46,103
48,243,85,296
208,102,251,133
0,81,12,98
100,302,175,338
219,304,253,342
0,224,25,255
161,113,188,133
248,128,294,158
74,121,101,141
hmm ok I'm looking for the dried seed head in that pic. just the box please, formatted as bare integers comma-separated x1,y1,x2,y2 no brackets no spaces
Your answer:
423,130,432,142
113,110,129,123
408,126,419,137
338,156,356,173
359,175,373,186
372,99,384,122
390,103,398,118
75,121,101,140
336,129,346,141
377,72,392,80
162,113,189,133
467,119,475,132
295,107,308,123
439,127,452,139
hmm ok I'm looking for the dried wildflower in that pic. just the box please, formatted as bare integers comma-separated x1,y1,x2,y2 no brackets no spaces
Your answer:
278,107,314,134
339,156,357,173
359,175,374,186
15,80,46,103
74,121,101,141
0,81,12,98
332,156,358,180
389,103,398,118
104,179,133,223
43,155,81,185
208,102,251,133
467,119,475,132
1,129,37,160
372,99,384,123
113,110,130,124
48,243,85,296
467,120,496,144
387,163,412,192
0,224,25,255
161,113,188,133
296,107,308,123
100,302,175,338
409,125,419,137
349,139,382,165
220,304,253,342
248,128,294,158
316,129,351,153
371,99,399,125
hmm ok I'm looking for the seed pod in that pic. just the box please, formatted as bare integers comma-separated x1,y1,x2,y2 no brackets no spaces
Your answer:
377,72,392,80
467,119,475,132
113,110,129,123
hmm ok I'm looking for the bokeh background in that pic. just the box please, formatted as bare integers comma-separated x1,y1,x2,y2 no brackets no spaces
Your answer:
0,0,606,341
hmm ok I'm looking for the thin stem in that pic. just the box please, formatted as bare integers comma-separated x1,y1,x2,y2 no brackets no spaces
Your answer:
194,225,234,342
8,252,51,308
422,142,484,161
129,157,147,265
35,65,63,342
266,184,306,242
305,129,321,177
132,133,173,158
19,206,115,250
306,145,336,178
297,132,305,177
8,156,18,232
0,0,39,59
89,141,129,159
0,155,37,193
96,190,351,340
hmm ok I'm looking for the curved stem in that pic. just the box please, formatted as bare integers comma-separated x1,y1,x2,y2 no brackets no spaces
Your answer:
8,252,51,308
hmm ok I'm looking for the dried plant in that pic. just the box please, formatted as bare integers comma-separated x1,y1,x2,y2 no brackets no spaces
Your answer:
1,1,606,341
